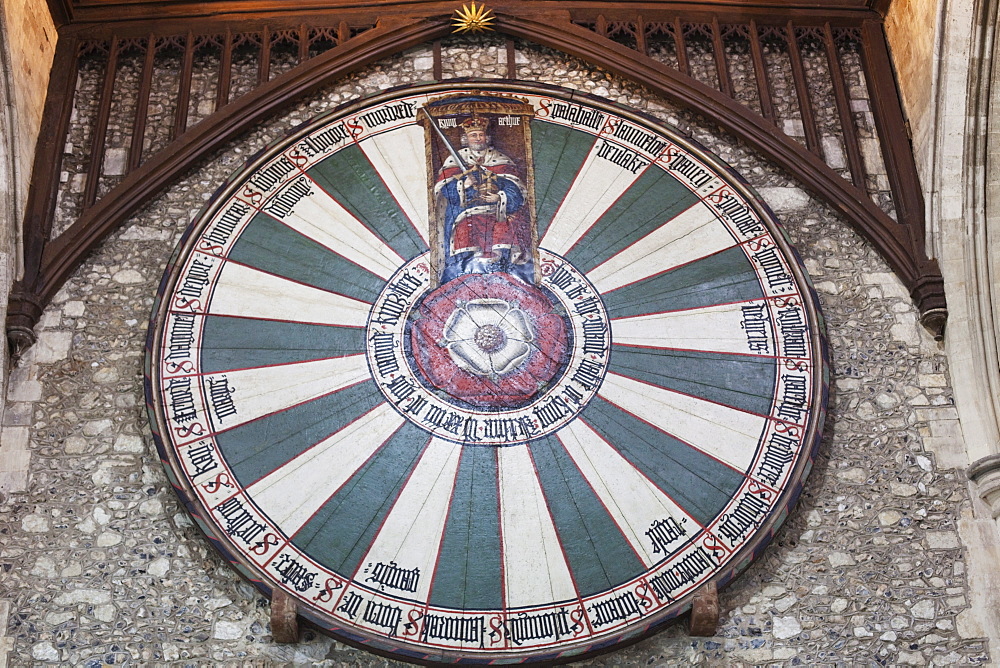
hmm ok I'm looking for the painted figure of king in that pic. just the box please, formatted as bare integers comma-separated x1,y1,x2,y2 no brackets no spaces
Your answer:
434,115,533,283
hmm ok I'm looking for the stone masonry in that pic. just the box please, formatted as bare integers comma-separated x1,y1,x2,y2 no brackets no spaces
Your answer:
0,35,990,666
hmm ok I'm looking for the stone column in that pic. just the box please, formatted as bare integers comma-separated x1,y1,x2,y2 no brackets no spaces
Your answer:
969,455,1000,517
927,0,1000,498
962,0,1000,514
925,0,1000,651
0,0,17,417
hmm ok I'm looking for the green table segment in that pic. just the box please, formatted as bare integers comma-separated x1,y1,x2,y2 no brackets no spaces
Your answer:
146,83,827,664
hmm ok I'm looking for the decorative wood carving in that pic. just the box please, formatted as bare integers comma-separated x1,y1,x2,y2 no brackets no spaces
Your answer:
7,2,944,356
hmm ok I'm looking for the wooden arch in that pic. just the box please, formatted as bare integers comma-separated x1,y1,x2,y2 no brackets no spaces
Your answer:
6,6,946,354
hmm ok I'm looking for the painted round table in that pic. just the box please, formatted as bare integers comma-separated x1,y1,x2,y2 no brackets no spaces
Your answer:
146,82,827,664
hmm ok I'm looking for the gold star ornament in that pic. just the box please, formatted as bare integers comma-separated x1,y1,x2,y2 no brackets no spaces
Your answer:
452,2,496,33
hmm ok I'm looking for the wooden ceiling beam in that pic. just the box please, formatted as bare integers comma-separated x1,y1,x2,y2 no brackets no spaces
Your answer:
60,6,880,40
60,2,878,40
62,1,880,29
70,0,873,9
566,6,875,25
60,13,388,39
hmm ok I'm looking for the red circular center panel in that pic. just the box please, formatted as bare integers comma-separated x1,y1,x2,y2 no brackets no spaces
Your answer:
409,272,572,409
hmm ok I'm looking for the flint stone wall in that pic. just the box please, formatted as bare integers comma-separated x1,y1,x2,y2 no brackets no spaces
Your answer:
0,35,988,666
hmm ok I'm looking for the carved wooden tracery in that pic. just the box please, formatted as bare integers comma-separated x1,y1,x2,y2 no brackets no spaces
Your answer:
7,1,944,354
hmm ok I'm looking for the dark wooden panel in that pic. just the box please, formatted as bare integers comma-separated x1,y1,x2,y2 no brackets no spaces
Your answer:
70,0,875,11
855,18,943,320
869,0,893,15
60,13,381,39
20,37,80,277
298,23,309,63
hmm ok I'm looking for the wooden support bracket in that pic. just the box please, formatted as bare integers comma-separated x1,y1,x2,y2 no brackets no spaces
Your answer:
688,581,720,637
271,589,300,643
